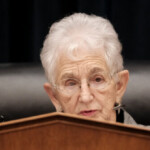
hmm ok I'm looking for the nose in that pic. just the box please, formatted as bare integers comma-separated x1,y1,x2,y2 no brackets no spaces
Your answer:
79,82,94,103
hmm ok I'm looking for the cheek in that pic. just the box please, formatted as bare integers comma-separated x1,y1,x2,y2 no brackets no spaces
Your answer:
95,86,117,108
105,90,117,109
56,92,78,113
57,94,70,103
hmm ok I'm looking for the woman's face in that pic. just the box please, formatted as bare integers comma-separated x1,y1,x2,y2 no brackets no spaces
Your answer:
44,49,128,122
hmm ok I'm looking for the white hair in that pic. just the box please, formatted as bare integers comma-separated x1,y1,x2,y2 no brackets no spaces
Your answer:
40,13,123,85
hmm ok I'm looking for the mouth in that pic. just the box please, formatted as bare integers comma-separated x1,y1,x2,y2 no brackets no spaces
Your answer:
79,110,98,117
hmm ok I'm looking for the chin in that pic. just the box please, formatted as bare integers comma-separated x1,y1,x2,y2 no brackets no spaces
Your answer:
89,114,116,123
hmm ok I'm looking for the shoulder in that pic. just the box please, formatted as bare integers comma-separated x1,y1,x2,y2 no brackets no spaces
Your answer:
124,111,137,125
123,110,150,129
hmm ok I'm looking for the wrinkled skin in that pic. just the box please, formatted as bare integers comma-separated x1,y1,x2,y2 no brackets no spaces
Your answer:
44,50,129,122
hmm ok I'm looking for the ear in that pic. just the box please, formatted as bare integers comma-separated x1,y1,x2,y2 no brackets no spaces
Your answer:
116,70,129,103
44,83,62,112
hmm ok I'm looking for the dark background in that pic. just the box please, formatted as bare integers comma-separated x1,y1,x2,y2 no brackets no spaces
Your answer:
0,0,150,63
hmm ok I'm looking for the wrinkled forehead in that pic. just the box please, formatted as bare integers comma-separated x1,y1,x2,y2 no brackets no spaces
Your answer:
54,49,110,81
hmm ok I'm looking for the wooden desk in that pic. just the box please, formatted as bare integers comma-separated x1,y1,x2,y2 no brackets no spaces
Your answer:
0,112,150,150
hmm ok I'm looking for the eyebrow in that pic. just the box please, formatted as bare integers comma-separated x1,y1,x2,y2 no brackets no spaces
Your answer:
61,73,76,79
89,67,104,74
60,67,105,80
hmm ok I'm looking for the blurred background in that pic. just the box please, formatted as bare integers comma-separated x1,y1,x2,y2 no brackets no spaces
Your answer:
0,0,150,63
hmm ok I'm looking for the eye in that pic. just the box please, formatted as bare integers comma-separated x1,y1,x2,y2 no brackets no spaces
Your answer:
95,77,102,82
90,75,106,89
65,79,77,86
93,75,104,82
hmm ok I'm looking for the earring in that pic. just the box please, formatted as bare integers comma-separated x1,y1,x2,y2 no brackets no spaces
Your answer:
113,103,125,114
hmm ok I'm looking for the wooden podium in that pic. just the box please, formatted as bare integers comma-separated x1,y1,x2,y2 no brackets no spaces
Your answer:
0,112,150,150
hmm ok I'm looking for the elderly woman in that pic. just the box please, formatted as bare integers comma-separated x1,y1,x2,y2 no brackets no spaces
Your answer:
40,13,136,125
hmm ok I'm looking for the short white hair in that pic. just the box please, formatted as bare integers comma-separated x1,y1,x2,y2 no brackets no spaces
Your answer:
40,13,123,84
